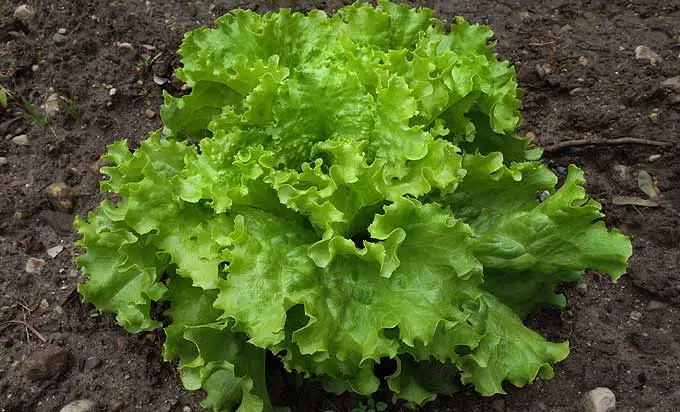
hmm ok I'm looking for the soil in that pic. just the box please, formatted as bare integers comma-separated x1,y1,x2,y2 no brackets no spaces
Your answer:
1,1,679,411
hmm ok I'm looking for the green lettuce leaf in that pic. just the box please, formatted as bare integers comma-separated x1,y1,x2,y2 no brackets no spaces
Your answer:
75,2,633,411
74,211,167,332
163,276,271,412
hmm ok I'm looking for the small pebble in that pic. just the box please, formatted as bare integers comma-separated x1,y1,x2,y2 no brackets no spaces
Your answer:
648,154,661,162
25,257,47,273
634,45,662,65
629,310,642,321
109,88,117,96
583,387,616,412
0,157,8,166
578,56,589,66
58,28,67,35
570,87,585,96
12,134,29,146
32,64,39,72
109,400,125,412
23,345,70,381
648,112,658,122
143,108,156,119
13,4,35,22
59,399,98,412
153,74,168,85
83,356,102,370
47,244,64,258
661,76,680,92
116,42,135,52
53,33,68,45
44,93,62,118
46,182,74,212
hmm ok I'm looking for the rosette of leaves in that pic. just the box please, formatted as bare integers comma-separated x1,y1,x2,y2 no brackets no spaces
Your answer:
74,1,632,411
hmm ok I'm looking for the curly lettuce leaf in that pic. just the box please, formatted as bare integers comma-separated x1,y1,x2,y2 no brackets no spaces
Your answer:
442,154,632,316
455,293,570,396
74,211,167,332
75,2,633,411
164,2,529,166
163,276,271,412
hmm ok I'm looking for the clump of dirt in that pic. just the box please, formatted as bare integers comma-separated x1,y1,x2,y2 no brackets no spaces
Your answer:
1,1,679,412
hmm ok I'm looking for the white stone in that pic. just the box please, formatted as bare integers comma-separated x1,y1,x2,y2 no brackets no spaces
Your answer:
634,45,662,65
25,258,46,274
662,76,680,92
47,245,64,258
13,5,35,21
583,387,616,412
12,134,29,146
44,93,62,118
59,399,97,412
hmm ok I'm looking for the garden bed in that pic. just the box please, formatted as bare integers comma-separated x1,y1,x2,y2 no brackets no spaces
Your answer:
1,1,679,411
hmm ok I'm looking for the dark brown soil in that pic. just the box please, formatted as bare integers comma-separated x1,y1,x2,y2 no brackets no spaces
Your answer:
1,1,679,411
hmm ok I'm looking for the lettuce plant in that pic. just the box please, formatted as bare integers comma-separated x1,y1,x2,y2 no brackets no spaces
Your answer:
74,1,632,410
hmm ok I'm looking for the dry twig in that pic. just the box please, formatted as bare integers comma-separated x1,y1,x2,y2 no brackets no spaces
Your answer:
0,320,47,342
528,41,556,47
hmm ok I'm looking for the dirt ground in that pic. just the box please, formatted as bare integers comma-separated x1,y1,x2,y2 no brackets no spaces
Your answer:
1,0,679,411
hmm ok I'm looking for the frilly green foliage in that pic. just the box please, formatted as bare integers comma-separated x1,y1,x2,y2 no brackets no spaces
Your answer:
74,1,632,411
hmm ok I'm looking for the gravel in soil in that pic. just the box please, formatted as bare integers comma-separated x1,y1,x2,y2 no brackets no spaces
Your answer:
1,1,679,411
